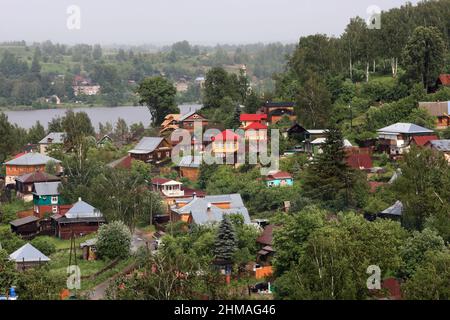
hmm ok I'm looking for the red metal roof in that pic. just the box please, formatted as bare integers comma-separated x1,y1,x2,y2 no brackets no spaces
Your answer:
212,130,241,141
240,114,267,121
346,154,373,170
245,122,268,130
412,135,439,146
267,171,292,180
439,74,450,86
151,177,172,185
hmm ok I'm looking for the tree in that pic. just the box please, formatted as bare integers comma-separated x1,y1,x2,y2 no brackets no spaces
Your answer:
27,121,45,144
214,216,237,264
394,147,450,236
136,76,178,127
62,110,95,150
403,26,446,91
302,128,367,210
296,71,332,128
203,67,237,109
92,44,103,60
47,117,64,132
30,48,42,74
30,236,56,256
400,228,445,278
0,229,25,253
403,250,450,300
0,249,17,295
15,267,66,300
114,118,129,142
96,221,132,260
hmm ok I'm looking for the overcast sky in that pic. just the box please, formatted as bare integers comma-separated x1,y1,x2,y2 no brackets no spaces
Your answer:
0,0,420,45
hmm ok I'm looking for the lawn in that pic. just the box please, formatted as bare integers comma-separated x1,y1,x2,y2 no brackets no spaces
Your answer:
42,233,97,250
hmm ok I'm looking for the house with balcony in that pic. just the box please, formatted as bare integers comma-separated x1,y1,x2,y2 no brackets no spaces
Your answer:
212,130,241,160
151,177,206,211
129,137,172,164
3,153,62,186
377,123,435,157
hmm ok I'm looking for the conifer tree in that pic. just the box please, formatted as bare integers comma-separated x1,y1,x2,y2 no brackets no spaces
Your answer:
214,216,237,263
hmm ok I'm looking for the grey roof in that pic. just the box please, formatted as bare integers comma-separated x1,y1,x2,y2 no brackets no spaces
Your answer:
129,137,164,154
65,199,103,219
177,155,201,168
39,132,65,144
9,243,50,263
4,153,61,166
9,215,39,227
80,238,97,248
377,123,433,134
33,181,61,196
389,169,402,184
429,139,450,152
179,110,197,122
171,194,250,225
381,201,403,216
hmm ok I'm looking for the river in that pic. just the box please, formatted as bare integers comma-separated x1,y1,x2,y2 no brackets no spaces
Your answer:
4,104,202,130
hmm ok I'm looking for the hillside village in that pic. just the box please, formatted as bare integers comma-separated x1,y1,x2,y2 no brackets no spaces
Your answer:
2,0,450,301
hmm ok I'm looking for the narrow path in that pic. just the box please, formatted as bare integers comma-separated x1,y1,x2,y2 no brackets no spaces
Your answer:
86,228,153,300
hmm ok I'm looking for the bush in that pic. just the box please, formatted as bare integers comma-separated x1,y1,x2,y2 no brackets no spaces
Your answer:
96,221,132,260
30,237,56,256
0,229,25,253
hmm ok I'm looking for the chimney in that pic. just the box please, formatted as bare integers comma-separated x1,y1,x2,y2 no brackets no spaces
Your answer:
192,192,197,199
78,197,82,202
207,203,211,211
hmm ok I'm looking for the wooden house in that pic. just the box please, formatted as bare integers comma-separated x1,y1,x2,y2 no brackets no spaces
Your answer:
178,110,209,132
39,132,65,155
129,137,172,164
160,114,181,135
212,130,241,158
264,171,293,187
426,139,450,163
15,171,60,202
33,181,63,218
170,194,250,225
52,198,105,239
177,155,201,181
419,101,450,128
377,123,435,157
3,153,62,186
9,243,50,270
9,215,40,237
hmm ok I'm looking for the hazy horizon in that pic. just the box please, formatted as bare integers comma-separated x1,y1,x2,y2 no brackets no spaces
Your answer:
0,0,420,46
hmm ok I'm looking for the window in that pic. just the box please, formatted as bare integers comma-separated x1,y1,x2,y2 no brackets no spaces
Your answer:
51,196,58,204
52,206,58,214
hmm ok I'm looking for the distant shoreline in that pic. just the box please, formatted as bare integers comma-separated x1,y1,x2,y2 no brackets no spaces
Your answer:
0,103,138,112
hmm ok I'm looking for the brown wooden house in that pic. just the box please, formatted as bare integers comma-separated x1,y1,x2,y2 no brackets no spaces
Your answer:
129,137,172,164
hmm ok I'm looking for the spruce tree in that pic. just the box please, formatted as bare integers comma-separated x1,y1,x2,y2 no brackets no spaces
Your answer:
302,128,358,210
214,216,237,263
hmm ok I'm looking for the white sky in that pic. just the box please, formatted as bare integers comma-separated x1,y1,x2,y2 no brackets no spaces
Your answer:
0,0,420,45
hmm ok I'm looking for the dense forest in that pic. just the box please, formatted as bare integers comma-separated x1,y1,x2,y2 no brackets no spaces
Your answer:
0,40,293,109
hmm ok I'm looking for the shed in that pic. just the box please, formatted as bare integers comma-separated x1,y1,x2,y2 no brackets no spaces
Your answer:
9,215,40,236
9,243,50,270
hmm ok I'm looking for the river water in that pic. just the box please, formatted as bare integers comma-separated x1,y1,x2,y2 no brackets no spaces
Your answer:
4,104,202,130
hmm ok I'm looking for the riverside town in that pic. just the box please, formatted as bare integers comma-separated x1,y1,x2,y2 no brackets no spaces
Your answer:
0,0,449,314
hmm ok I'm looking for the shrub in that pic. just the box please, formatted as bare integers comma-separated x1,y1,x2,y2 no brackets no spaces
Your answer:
96,221,132,260
30,236,56,256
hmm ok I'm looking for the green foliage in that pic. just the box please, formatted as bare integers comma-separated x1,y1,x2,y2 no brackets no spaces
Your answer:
403,26,446,91
15,267,66,300
30,236,56,256
214,216,237,263
96,221,132,260
136,76,178,127
302,128,369,211
400,228,445,278
0,248,17,294
403,250,450,300
0,228,25,253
